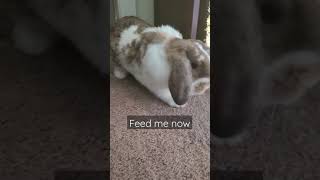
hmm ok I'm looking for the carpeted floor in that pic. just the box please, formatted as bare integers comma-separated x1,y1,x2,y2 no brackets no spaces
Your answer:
0,1,107,180
110,72,210,179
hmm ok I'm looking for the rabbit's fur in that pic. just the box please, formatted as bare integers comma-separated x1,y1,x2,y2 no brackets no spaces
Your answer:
12,0,107,75
110,16,210,107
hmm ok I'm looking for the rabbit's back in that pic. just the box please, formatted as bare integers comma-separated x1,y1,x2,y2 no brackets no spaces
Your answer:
110,16,152,64
111,16,152,38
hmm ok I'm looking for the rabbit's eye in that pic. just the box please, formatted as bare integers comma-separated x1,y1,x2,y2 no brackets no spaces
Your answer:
259,1,285,24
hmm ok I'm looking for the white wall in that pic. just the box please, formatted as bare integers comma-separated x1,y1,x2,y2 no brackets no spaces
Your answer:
117,0,136,17
116,0,154,25
136,0,154,25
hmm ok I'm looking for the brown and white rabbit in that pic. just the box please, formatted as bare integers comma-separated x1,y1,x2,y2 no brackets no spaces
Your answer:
110,16,210,107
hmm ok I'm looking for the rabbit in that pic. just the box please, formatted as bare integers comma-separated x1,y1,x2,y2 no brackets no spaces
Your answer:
110,16,210,107
12,0,108,75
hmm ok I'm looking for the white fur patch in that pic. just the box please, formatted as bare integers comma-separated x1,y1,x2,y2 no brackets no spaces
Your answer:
143,25,183,39
132,43,171,86
118,25,140,50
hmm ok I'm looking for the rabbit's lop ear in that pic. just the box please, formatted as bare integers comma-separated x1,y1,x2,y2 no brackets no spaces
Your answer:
168,54,193,105
259,51,320,105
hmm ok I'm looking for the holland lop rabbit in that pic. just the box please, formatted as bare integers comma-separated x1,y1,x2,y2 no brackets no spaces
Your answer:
110,16,210,107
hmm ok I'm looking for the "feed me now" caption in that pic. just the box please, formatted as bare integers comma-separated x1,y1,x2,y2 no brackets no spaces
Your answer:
127,116,192,129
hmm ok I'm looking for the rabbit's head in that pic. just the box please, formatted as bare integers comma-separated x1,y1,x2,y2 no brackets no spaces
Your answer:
165,38,210,105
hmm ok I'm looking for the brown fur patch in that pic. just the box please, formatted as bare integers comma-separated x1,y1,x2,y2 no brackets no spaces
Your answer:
110,16,152,65
124,32,167,65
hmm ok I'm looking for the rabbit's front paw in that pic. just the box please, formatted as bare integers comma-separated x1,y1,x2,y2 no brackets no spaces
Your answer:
113,66,128,79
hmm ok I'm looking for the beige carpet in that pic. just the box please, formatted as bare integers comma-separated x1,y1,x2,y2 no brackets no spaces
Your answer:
110,70,210,179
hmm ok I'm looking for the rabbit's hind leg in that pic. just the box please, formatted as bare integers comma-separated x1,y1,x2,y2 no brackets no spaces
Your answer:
110,50,128,79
